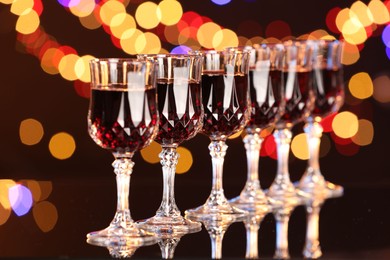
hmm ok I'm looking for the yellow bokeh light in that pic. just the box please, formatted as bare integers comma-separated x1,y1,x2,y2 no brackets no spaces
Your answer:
342,18,367,45
350,1,374,27
212,28,238,50
37,181,53,201
368,0,390,24
348,72,373,99
373,74,390,103
0,179,16,210
197,22,221,49
291,133,309,160
41,48,64,75
110,13,136,39
228,130,243,139
120,28,143,54
48,132,76,160
100,0,126,26
135,32,161,54
308,29,332,40
11,0,34,16
351,119,374,146
176,147,193,174
332,111,359,139
20,179,41,202
0,203,11,226
0,0,14,4
79,12,102,30
336,8,351,34
341,43,360,65
158,0,183,26
75,55,95,83
69,0,95,18
141,141,162,164
58,54,80,81
33,201,58,232
19,118,44,146
135,1,160,30
15,9,40,35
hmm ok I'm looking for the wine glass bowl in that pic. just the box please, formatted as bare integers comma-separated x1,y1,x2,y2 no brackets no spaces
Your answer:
136,54,203,234
185,47,251,221
297,39,345,198
87,58,159,246
229,43,285,213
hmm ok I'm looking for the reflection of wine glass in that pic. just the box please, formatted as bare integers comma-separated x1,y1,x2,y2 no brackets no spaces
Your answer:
266,40,315,205
229,43,285,212
136,54,203,234
244,210,270,259
87,58,159,246
185,47,251,221
297,39,345,198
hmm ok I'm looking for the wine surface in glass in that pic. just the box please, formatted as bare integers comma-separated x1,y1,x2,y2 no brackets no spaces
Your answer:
247,69,282,130
156,79,203,146
88,87,158,153
201,71,249,138
277,70,313,128
311,68,343,118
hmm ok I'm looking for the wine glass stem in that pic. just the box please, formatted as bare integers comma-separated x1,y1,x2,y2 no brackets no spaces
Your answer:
112,157,135,226
244,133,263,193
274,210,291,259
156,146,180,217
303,202,322,258
159,238,180,259
209,140,228,195
305,121,323,173
270,128,294,195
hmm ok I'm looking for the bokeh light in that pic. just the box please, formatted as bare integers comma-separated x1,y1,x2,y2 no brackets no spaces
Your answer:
135,1,160,29
211,0,232,5
368,0,390,24
332,111,359,139
158,0,183,26
48,132,76,160
351,119,374,146
373,73,390,103
8,184,33,216
291,133,309,160
348,72,373,99
33,201,58,232
15,9,40,34
176,147,193,174
19,118,44,146
141,141,161,164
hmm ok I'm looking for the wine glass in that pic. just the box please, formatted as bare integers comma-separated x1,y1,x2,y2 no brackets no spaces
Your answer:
266,40,315,205
136,54,203,234
229,43,285,213
244,210,270,259
87,58,159,247
185,47,251,221
297,39,345,198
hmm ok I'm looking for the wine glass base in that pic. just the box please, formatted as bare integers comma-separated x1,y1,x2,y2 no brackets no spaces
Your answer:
86,225,158,247
185,203,247,222
296,181,344,200
136,215,202,235
229,195,271,213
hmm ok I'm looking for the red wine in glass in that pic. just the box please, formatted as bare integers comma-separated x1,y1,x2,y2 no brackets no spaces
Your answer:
201,71,250,138
155,79,203,146
88,87,158,154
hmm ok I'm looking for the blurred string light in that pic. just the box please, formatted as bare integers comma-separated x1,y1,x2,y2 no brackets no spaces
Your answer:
0,179,57,232
1,0,388,163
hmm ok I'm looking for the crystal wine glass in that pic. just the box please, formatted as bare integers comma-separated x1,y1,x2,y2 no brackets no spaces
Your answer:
185,47,251,222
297,39,345,198
229,43,285,213
136,54,203,234
87,58,159,247
266,40,315,205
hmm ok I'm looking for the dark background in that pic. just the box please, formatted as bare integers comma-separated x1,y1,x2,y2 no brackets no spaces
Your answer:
0,0,389,258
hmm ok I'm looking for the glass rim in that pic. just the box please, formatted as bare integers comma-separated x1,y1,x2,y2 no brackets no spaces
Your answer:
138,53,202,59
89,58,155,64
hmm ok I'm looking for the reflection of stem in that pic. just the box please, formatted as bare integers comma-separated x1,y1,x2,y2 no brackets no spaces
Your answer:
159,237,181,259
155,147,181,218
303,200,323,259
111,157,136,231
245,214,265,259
208,224,226,259
274,208,293,259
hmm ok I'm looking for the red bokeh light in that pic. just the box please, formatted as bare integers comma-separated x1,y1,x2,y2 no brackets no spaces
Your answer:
326,7,341,34
265,20,291,39
261,134,277,160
